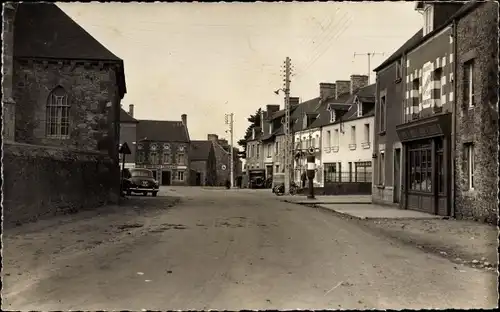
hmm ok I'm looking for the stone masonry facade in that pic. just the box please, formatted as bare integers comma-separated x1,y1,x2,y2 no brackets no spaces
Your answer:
454,2,499,223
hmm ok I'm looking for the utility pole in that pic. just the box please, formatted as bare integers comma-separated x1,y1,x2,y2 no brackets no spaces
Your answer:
283,57,292,195
353,52,385,84
225,112,235,188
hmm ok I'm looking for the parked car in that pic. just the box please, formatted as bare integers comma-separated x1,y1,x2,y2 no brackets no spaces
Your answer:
121,168,159,197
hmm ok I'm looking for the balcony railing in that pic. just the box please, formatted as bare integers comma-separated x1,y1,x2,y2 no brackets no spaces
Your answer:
331,146,339,152
348,143,357,150
323,146,332,153
361,142,371,149
324,171,372,183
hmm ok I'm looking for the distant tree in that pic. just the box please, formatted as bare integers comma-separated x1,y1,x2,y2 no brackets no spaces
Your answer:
237,108,262,159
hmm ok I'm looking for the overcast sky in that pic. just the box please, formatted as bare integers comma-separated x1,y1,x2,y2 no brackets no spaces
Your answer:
58,1,423,146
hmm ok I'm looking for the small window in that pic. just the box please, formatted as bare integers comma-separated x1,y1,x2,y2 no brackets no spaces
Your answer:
350,126,356,144
364,124,370,143
463,60,475,109
326,130,331,148
379,152,385,185
464,143,474,190
256,144,260,158
163,151,172,164
433,68,443,108
334,129,340,147
396,58,403,80
176,171,185,181
150,151,158,165
379,95,386,132
357,99,362,117
177,151,185,165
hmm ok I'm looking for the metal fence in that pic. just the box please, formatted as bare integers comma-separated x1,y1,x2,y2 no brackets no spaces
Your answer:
324,171,372,183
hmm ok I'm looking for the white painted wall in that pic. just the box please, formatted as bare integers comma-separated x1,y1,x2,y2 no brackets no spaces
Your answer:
321,116,374,177
294,128,323,186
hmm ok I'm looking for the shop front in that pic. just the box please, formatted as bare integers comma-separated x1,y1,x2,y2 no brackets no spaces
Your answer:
396,113,451,216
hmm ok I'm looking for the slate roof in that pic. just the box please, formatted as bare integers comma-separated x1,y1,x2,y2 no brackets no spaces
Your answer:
309,84,376,128
374,1,478,72
14,3,127,96
308,92,351,129
120,108,138,123
136,120,190,143
190,140,213,161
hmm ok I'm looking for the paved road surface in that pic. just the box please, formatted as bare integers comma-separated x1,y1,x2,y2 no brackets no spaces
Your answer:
3,187,497,310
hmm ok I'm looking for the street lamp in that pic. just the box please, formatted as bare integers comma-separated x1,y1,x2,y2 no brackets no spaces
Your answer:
306,152,316,200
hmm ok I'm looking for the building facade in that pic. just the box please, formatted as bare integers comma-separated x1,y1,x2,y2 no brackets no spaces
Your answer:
189,140,217,186
321,84,375,188
119,105,138,168
454,1,498,223
135,114,191,186
209,134,243,186
373,1,497,222
3,3,126,226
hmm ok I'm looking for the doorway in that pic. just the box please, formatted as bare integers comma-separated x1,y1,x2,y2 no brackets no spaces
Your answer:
161,171,171,186
394,148,401,203
195,172,202,186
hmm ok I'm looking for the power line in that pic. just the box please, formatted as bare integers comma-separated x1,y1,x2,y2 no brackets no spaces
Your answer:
292,15,349,75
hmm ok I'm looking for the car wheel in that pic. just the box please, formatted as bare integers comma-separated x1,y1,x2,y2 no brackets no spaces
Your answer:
152,192,158,197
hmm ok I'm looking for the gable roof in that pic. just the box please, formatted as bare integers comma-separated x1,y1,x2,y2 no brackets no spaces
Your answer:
136,120,190,143
374,1,480,72
14,3,127,97
15,3,121,61
120,108,138,124
190,140,213,161
291,97,321,132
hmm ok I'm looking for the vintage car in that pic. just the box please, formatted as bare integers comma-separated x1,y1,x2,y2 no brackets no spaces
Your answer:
122,168,159,197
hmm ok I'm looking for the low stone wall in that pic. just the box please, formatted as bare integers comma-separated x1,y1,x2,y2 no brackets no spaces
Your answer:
297,182,372,195
2,142,120,228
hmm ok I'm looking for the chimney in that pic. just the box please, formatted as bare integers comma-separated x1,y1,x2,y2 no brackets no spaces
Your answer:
128,104,134,117
289,97,300,106
319,82,336,99
350,75,369,94
181,114,187,126
335,80,351,98
207,134,219,142
266,105,280,114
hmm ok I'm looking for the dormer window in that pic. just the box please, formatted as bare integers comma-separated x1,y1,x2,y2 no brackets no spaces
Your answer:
423,4,433,36
330,110,336,123
355,97,362,118
269,123,272,134
252,128,256,140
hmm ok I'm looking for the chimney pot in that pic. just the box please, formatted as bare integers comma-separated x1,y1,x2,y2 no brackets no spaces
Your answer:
319,82,336,99
289,97,300,106
335,80,351,98
181,114,187,126
350,75,369,94
128,104,134,117
207,134,219,142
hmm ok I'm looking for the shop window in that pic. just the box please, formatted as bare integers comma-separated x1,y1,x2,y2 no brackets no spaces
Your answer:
408,142,432,193
464,143,474,190
176,171,185,181
436,140,444,194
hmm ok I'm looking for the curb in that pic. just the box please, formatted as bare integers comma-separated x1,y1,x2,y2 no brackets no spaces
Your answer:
281,199,373,205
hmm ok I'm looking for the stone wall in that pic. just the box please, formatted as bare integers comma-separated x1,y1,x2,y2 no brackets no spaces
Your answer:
2,143,120,228
12,59,120,154
454,2,499,223
190,160,208,186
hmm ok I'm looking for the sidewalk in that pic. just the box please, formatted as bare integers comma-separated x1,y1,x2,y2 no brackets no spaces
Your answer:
285,200,498,272
277,195,372,204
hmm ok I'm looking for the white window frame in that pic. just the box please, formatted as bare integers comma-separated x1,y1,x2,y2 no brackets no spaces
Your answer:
330,110,336,123
364,123,370,143
176,170,185,181
356,98,362,118
423,5,433,36
379,151,385,185
334,129,340,147
465,61,475,109
466,144,474,190
326,130,331,148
